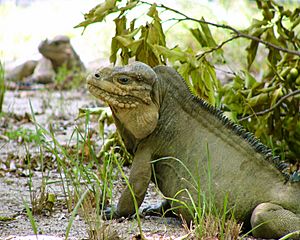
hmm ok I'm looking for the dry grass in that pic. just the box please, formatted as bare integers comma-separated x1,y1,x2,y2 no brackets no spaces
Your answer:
182,214,242,240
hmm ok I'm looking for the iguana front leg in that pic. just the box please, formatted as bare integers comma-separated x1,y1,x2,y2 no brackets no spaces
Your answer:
105,145,152,219
29,57,55,84
5,60,38,82
251,203,300,239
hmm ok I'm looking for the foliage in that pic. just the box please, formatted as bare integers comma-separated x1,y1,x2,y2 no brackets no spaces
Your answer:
77,107,132,164
223,0,300,163
77,0,300,163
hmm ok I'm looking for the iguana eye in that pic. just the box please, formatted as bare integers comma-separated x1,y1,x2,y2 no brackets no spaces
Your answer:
52,41,60,46
94,73,100,79
118,77,130,84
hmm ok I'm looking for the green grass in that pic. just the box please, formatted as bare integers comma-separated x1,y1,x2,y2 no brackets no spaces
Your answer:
54,64,85,90
5,127,44,143
279,230,300,240
23,198,38,235
151,151,242,240
21,102,120,239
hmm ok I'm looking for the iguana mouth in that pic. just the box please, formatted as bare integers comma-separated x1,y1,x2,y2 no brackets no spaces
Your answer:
87,81,140,109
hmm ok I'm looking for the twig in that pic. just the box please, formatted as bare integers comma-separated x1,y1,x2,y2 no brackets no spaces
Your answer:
196,35,240,60
214,66,237,76
235,31,300,56
140,1,300,56
238,89,300,122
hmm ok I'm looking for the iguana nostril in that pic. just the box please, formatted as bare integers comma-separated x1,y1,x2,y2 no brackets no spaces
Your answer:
94,73,100,79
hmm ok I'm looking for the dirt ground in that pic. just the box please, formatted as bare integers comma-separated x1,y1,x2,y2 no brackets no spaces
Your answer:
0,88,187,240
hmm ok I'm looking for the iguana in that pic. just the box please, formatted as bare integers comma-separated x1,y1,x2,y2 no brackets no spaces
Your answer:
5,35,85,84
87,61,300,239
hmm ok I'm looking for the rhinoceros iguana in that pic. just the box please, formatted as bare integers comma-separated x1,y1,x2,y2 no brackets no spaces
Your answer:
87,61,300,239
6,35,85,85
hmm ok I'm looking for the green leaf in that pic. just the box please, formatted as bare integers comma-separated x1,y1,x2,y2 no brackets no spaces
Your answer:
94,0,117,16
153,45,186,62
247,93,269,107
114,16,127,35
75,0,118,28
150,19,166,46
115,35,138,48
206,62,220,90
244,71,257,89
119,1,138,13
147,24,161,45
245,26,269,69
147,3,159,19
199,17,217,48
190,28,207,47
190,63,217,105
245,19,268,34
177,63,191,85
231,75,244,90
271,87,283,106
268,48,281,66
246,40,259,69
110,37,119,64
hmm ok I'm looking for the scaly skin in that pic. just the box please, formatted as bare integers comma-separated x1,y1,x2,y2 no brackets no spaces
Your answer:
6,35,85,84
87,62,300,239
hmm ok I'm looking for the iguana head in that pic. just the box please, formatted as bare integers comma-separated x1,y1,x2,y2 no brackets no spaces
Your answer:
87,62,158,108
38,35,74,66
87,61,160,139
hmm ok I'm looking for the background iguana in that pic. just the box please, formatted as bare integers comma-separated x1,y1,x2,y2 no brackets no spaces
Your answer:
87,61,300,239
5,35,85,84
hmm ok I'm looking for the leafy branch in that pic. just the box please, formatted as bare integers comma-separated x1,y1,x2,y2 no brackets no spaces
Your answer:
140,1,300,56
196,35,240,60
238,89,300,122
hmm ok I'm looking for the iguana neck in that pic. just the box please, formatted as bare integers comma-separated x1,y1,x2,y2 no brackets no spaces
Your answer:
110,78,161,144
111,101,159,141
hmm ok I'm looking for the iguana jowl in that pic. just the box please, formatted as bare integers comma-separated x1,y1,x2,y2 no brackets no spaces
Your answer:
87,62,300,239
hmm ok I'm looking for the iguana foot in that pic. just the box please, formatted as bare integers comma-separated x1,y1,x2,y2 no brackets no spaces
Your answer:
5,81,33,90
251,202,300,239
142,200,177,218
102,206,121,220
102,205,135,221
